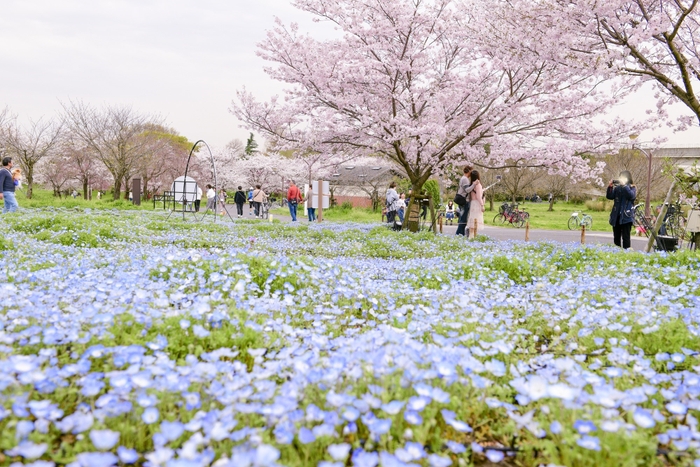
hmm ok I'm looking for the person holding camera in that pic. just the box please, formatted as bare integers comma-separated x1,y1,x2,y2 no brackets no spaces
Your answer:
606,170,637,249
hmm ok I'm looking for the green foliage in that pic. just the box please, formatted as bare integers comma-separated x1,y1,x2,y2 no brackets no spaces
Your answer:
423,179,441,207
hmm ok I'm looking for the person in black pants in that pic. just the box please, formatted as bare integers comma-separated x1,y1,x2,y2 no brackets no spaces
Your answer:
606,170,637,249
455,165,475,236
234,186,247,218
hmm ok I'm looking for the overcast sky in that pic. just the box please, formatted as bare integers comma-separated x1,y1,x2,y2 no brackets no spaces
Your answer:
1,0,699,150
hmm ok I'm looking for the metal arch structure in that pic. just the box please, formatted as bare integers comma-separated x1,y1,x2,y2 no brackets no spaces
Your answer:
169,139,235,223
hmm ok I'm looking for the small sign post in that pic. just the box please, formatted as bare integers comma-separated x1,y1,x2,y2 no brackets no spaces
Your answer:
313,180,330,222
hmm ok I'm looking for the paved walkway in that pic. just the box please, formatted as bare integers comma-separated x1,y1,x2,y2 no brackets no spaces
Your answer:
214,203,649,248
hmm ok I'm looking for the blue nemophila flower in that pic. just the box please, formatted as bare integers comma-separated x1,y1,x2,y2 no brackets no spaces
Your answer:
76,452,119,467
550,421,563,435
192,325,210,338
117,446,139,464
328,443,352,461
352,449,379,467
7,441,48,459
576,435,601,451
573,420,596,434
666,401,687,415
485,449,505,462
89,429,119,450
404,410,422,425
632,408,655,429
298,427,316,444
142,407,160,424
160,421,185,442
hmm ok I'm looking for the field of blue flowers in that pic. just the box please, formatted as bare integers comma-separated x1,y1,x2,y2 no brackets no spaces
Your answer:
0,208,699,467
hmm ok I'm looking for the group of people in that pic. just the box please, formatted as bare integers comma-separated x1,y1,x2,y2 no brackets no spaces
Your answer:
384,165,485,237
1,157,22,213
194,180,317,222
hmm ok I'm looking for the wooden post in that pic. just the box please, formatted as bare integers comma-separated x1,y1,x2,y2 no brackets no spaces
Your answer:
429,197,437,234
647,181,676,253
317,179,323,222
525,221,530,241
471,218,478,238
439,213,443,234
581,224,586,244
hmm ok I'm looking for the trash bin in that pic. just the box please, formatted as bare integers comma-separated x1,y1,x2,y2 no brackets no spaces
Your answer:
656,235,678,252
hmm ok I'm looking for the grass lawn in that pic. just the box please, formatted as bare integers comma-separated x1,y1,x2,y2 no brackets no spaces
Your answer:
15,188,634,233
274,200,618,231
484,200,612,231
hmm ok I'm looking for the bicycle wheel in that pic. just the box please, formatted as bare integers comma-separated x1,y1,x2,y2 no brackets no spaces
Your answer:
515,213,526,228
568,216,578,230
493,213,506,224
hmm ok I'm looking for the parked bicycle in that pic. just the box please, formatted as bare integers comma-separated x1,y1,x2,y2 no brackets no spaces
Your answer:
568,211,592,230
657,201,687,240
493,202,528,228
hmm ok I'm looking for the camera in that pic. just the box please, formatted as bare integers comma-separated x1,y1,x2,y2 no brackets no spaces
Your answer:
612,179,620,186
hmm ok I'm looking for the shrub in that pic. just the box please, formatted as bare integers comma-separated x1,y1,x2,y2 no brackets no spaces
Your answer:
585,199,613,211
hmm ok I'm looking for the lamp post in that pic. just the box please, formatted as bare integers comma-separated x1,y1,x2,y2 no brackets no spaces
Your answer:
629,134,653,219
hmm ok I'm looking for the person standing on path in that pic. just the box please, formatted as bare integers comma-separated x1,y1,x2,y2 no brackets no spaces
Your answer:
606,170,637,249
386,182,399,224
467,170,484,238
218,188,228,215
248,187,254,215
397,193,406,224
287,180,303,222
195,185,202,212
234,186,246,218
204,184,217,213
455,166,475,236
252,184,267,218
0,157,18,213
306,185,316,222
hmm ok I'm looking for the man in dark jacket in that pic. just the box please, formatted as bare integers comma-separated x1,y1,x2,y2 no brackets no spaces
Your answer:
606,170,637,249
234,186,247,218
0,157,18,213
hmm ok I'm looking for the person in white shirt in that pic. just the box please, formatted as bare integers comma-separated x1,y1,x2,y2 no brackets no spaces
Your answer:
204,184,216,213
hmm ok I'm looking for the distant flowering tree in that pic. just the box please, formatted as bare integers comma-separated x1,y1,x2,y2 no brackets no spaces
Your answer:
232,0,635,198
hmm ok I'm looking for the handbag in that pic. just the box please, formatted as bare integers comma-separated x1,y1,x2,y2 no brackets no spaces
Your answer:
454,193,467,207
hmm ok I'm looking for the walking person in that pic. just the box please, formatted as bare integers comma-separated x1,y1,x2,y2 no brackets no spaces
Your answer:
306,185,316,222
467,170,484,238
234,186,246,218
606,170,637,249
286,180,303,222
455,166,475,236
386,182,399,224
252,184,267,218
218,188,228,215
203,184,217,213
0,157,19,213
248,187,254,215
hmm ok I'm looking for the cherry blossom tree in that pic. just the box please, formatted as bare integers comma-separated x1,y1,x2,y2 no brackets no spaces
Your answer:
538,0,700,131
232,0,635,201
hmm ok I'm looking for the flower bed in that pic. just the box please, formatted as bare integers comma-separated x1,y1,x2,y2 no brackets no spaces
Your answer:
0,209,699,467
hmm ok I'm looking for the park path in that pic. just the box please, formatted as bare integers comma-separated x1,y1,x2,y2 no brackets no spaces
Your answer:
218,203,647,248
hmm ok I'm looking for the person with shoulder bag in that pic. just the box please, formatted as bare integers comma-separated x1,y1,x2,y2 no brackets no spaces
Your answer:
455,165,475,236
253,184,267,218
606,170,637,249
385,182,400,225
286,180,303,222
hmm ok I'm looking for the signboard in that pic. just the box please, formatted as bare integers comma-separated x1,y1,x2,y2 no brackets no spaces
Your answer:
171,176,199,203
310,180,330,209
